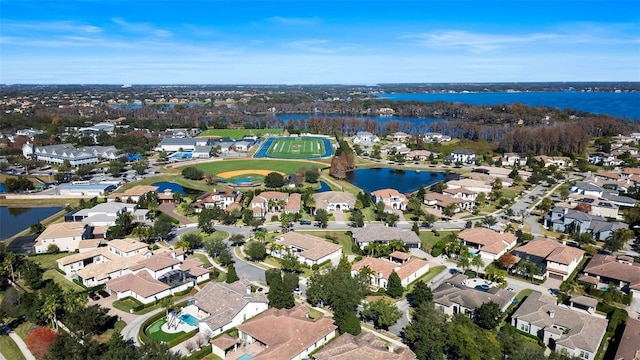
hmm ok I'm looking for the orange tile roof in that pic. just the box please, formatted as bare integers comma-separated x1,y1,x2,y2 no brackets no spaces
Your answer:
237,305,337,360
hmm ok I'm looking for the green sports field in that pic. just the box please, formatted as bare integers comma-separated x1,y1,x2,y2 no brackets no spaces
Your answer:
188,159,325,176
266,137,326,158
198,129,283,138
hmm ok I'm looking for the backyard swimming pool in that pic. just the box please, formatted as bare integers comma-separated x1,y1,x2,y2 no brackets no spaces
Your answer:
179,313,199,327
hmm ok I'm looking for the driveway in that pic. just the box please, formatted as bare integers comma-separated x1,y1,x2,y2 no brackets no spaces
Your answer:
159,203,193,225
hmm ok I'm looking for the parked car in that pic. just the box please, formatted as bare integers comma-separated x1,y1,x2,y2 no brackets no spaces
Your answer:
98,289,110,298
88,291,100,301
299,220,312,225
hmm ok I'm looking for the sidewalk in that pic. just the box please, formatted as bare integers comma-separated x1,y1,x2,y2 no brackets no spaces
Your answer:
7,331,36,360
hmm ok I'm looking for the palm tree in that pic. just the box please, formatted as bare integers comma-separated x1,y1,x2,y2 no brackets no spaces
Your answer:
254,228,268,243
62,289,86,314
457,252,471,273
43,294,61,330
3,252,17,283
132,224,150,242
358,265,375,285
471,254,485,275
559,280,582,296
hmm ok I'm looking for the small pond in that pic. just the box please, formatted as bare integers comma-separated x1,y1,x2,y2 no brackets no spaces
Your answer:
0,206,63,240
0,182,5,193
344,168,445,194
316,181,331,193
152,182,203,199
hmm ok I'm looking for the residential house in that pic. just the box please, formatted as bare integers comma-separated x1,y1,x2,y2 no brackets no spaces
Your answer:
589,152,620,166
312,191,356,212
406,150,439,161
314,332,417,360
351,252,429,289
614,318,640,360
499,152,528,167
458,228,517,261
106,250,209,304
230,305,337,360
424,132,451,143
579,254,640,295
273,232,342,267
432,274,515,317
511,238,585,280
390,131,410,142
16,128,44,139
193,189,243,212
423,192,473,213
66,202,149,226
371,188,408,212
250,191,297,217
446,178,492,193
351,131,380,145
534,155,572,168
511,291,608,360
544,206,628,240
351,225,421,249
571,181,606,197
57,238,151,284
565,195,619,219
191,279,268,337
446,149,476,164
107,185,159,203
34,223,106,253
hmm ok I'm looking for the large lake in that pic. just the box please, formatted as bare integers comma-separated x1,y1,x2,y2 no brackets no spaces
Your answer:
0,206,63,240
378,91,640,120
345,168,445,194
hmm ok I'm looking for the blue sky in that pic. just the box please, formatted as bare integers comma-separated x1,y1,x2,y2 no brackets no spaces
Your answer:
1,0,639,84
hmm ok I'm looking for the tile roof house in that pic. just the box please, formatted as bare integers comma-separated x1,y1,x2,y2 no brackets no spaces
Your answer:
193,188,243,212
511,291,608,360
192,279,268,338
433,274,515,317
351,224,421,249
250,191,298,217
314,332,417,360
371,188,408,212
351,252,430,289
273,232,342,267
446,178,492,193
511,238,585,280
34,222,105,254
458,228,518,261
614,318,640,360
312,191,356,212
423,192,474,213
233,305,337,360
533,155,572,168
105,250,208,304
579,254,640,295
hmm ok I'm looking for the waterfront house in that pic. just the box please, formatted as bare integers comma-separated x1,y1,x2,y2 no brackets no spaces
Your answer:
371,188,408,212
312,191,356,212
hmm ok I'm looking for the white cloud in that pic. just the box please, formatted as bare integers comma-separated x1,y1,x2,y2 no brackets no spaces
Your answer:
111,17,173,37
267,16,321,26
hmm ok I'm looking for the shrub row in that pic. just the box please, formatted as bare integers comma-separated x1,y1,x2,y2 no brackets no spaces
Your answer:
184,345,212,360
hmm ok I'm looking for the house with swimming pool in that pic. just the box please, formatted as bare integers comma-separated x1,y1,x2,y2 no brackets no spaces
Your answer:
432,274,515,317
217,305,337,360
458,227,518,262
190,279,268,338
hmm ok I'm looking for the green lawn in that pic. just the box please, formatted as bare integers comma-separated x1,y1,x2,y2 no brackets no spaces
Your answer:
191,252,213,268
188,159,327,176
266,137,328,159
0,335,25,360
29,253,85,291
145,319,185,342
406,265,447,293
296,230,355,256
113,297,144,312
198,129,283,138
418,231,443,252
